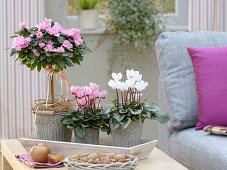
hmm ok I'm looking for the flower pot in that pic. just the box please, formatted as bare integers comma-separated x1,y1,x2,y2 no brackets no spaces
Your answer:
74,128,99,145
34,113,72,142
79,9,99,30
111,122,143,148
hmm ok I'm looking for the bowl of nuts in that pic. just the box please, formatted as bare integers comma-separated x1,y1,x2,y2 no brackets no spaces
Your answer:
64,152,138,170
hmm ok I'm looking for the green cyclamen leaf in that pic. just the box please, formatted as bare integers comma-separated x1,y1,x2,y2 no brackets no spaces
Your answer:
62,118,73,125
109,117,120,130
153,113,170,124
114,113,125,121
75,126,86,139
144,104,160,112
129,108,142,115
121,117,132,129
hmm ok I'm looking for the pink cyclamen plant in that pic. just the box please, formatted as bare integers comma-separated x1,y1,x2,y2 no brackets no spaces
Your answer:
70,83,107,111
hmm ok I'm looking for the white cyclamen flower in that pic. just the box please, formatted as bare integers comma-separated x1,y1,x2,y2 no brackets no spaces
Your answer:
108,79,118,89
112,72,122,81
118,82,128,91
135,80,148,91
125,79,135,88
126,69,135,79
126,69,142,81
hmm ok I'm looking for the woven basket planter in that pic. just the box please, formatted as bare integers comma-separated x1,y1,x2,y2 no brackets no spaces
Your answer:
111,122,144,148
74,128,99,145
34,113,72,142
64,154,138,170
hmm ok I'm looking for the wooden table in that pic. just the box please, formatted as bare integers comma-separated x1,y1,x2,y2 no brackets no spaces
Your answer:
1,139,188,170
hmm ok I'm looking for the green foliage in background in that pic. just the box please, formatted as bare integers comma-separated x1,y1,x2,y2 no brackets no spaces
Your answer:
78,0,102,10
105,0,164,51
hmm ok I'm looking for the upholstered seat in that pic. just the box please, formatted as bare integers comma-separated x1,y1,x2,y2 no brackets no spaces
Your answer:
156,31,227,170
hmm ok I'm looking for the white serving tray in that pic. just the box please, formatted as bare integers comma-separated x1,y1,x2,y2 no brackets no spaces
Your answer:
19,137,158,160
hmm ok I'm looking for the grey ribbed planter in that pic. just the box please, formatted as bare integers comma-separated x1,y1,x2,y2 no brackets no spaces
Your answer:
111,123,143,148
34,113,72,142
74,128,99,145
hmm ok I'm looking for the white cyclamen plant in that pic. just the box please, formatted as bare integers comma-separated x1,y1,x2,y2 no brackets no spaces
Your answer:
105,69,169,131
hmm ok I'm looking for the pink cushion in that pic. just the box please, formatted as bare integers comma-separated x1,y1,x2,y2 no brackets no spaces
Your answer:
187,46,227,130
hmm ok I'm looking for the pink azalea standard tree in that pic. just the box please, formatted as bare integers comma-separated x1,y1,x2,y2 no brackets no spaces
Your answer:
9,18,90,141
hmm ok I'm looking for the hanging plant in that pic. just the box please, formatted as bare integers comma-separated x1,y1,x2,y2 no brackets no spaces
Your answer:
105,0,164,51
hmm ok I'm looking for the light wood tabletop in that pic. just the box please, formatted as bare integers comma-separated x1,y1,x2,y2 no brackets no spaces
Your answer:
1,139,188,170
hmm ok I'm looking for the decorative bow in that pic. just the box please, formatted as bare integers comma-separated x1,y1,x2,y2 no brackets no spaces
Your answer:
45,68,69,99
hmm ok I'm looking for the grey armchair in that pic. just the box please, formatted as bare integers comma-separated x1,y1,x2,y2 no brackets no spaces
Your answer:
156,31,227,170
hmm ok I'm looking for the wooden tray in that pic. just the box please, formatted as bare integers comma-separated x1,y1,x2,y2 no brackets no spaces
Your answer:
19,137,158,160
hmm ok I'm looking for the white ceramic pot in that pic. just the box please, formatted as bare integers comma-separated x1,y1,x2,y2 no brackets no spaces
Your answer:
79,9,99,30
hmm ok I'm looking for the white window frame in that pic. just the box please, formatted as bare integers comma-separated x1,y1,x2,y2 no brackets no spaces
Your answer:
45,0,188,33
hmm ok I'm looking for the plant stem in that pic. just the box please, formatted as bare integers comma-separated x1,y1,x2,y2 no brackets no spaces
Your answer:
116,89,119,106
50,72,55,103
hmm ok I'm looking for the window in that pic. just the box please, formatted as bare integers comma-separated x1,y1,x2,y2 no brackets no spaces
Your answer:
46,0,188,32
155,0,176,14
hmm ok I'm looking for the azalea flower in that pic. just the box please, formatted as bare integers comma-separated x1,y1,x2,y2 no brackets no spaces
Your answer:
19,22,27,29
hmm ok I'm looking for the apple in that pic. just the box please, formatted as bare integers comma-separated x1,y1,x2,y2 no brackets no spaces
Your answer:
30,143,51,163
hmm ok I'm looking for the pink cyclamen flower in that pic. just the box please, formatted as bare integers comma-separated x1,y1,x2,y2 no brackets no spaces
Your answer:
53,46,65,53
78,98,87,106
62,40,73,50
29,34,34,38
38,42,45,48
71,86,81,95
33,50,40,57
70,86,76,94
36,32,43,38
19,22,27,29
84,86,92,96
99,91,107,99
89,83,99,92
12,36,31,51
44,44,53,52
92,90,100,98
76,90,85,98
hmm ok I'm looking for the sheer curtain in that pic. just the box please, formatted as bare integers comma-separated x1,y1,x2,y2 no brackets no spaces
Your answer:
0,0,47,139
188,0,227,31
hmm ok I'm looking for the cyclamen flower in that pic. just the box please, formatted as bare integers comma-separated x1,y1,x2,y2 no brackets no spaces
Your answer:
78,98,86,106
92,90,100,98
36,32,43,38
99,91,107,99
112,72,122,81
12,36,30,51
38,42,45,48
19,22,27,29
62,40,73,50
108,79,118,89
89,83,99,92
135,80,148,91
